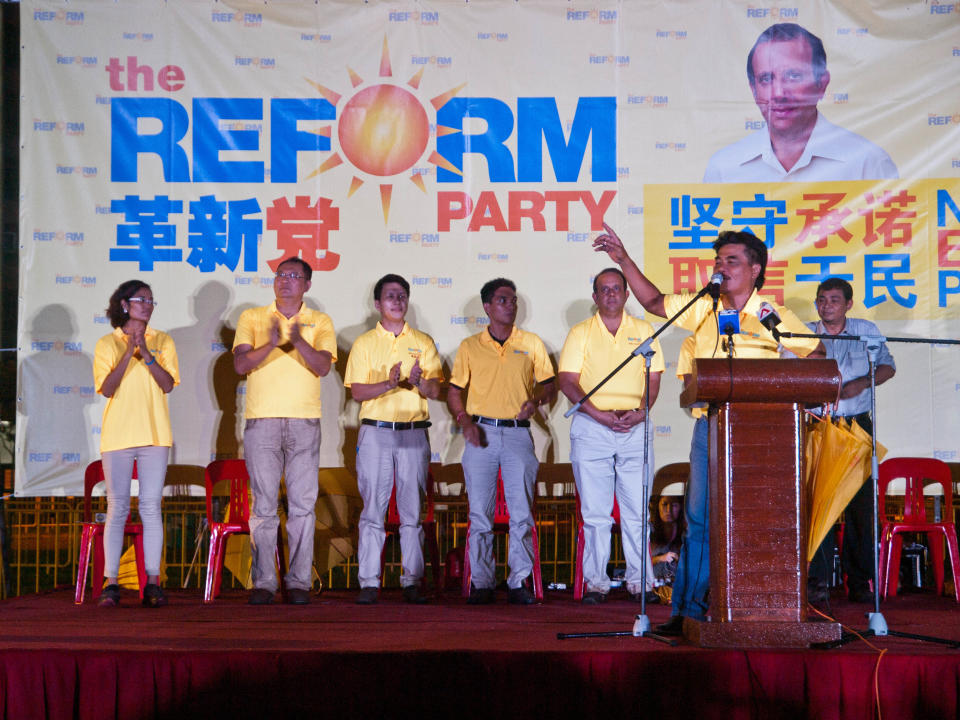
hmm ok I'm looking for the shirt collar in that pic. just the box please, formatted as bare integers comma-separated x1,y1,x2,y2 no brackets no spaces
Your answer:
270,300,304,319
592,310,628,338
757,112,842,174
482,325,519,346
375,321,409,338
114,325,154,339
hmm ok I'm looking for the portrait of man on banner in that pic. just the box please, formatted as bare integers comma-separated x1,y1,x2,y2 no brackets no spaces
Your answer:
704,23,898,183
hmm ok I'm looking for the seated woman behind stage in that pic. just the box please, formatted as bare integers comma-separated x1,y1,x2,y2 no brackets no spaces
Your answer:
93,280,179,608
650,494,685,600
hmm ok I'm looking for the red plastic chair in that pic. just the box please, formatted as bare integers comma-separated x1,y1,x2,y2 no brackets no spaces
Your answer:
203,459,287,603
460,470,543,600
74,460,147,604
379,468,442,594
573,490,621,600
878,457,960,602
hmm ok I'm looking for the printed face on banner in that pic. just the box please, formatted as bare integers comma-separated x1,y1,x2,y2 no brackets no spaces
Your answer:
749,38,829,140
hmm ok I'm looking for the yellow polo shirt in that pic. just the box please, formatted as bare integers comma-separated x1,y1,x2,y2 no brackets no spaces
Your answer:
676,334,696,378
664,290,819,360
558,311,665,411
94,326,179,453
664,291,819,418
343,322,443,422
450,327,555,418
233,302,337,419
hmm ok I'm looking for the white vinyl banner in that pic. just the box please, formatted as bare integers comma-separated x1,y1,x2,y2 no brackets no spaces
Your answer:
17,0,960,495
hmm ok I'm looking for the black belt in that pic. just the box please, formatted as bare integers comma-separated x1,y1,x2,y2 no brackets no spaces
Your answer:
361,419,431,430
472,415,530,428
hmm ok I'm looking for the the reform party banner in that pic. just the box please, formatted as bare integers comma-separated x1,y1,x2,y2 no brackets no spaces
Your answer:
17,0,960,495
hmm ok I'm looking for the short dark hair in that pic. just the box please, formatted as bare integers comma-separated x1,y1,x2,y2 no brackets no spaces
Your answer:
480,278,516,305
276,256,313,282
592,267,627,295
713,230,768,289
816,277,853,302
747,23,828,86
373,273,410,301
106,280,151,328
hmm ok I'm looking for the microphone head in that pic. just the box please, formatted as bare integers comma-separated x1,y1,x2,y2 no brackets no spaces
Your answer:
709,272,723,286
757,302,777,322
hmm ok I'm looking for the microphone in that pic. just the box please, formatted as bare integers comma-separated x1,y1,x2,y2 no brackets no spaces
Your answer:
757,302,782,341
708,272,723,312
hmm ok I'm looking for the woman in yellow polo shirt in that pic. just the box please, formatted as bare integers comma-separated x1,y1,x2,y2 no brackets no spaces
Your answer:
93,280,179,608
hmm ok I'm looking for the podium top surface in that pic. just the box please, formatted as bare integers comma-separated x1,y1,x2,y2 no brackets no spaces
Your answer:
680,358,840,407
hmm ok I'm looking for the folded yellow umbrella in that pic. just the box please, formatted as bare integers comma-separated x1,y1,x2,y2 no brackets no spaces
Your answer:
805,413,886,559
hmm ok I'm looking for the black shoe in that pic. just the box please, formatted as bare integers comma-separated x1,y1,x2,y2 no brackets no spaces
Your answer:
581,591,607,605
848,586,875,604
467,585,495,605
356,587,379,605
286,588,310,605
247,588,275,605
142,583,168,608
402,585,429,605
656,615,685,636
630,590,660,604
98,583,121,608
507,585,536,605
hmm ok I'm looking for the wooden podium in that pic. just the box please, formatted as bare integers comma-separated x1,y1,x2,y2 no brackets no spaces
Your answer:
678,358,843,648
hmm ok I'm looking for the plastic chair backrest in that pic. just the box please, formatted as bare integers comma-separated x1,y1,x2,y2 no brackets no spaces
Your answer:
204,459,250,526
573,484,621,525
493,471,510,524
652,462,689,498
879,457,953,524
83,460,137,523
386,469,437,524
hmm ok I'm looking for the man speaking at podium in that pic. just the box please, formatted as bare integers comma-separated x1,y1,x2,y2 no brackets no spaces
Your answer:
593,225,822,635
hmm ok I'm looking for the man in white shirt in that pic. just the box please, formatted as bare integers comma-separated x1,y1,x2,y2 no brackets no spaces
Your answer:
704,23,898,183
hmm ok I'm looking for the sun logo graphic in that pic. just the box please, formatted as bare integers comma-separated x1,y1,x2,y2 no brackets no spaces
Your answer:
302,37,463,223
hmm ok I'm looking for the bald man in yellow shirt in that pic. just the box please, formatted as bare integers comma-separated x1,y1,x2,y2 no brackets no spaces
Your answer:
233,256,336,606
558,268,665,605
447,278,556,605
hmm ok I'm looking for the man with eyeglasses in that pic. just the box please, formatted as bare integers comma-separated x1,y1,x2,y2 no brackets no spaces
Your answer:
703,23,897,183
447,278,556,605
233,256,336,606
344,274,443,605
558,268,664,605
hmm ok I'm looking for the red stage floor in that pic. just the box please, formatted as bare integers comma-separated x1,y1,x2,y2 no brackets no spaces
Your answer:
1,587,958,719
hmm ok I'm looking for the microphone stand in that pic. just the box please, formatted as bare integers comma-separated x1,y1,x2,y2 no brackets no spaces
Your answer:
778,329,960,650
558,285,714,644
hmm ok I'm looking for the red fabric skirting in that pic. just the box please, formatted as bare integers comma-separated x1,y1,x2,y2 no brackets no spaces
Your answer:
1,589,958,719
